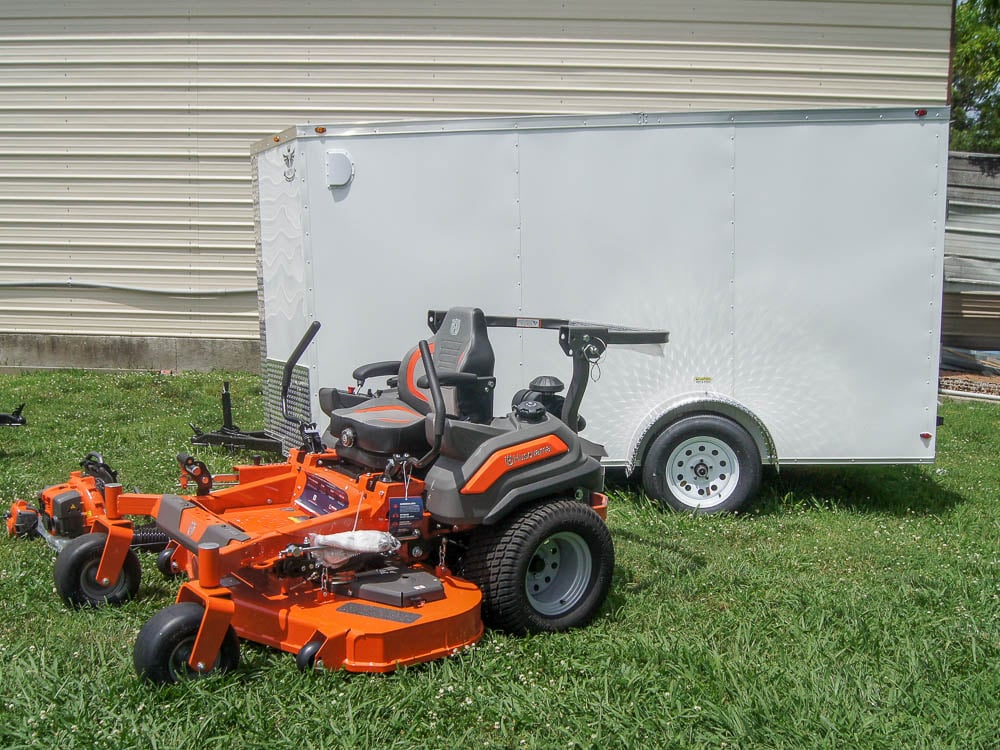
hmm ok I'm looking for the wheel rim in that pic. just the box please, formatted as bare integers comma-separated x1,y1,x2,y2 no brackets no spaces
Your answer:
167,636,198,681
79,559,125,601
666,435,741,509
525,531,592,617
167,636,219,680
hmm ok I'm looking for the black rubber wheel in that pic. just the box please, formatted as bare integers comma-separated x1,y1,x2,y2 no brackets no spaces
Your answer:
461,499,614,635
53,532,141,608
642,415,762,514
133,602,240,684
156,547,180,579
296,640,323,672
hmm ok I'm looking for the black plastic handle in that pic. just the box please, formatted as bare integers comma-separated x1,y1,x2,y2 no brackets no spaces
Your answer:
281,320,321,423
421,340,445,440
413,339,446,468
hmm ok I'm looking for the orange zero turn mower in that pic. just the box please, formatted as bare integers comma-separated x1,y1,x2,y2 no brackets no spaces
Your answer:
29,308,669,682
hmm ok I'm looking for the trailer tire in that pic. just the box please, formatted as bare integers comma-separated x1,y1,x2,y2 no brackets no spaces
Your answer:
642,415,761,514
54,532,141,608
134,602,240,684
461,499,614,635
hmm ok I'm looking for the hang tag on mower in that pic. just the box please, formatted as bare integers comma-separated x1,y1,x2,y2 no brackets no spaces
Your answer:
388,496,423,536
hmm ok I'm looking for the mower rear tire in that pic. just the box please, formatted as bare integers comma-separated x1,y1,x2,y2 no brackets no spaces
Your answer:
461,499,614,635
134,602,240,684
54,532,141,608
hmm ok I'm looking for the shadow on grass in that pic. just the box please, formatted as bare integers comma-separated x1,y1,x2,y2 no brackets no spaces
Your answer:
753,464,964,517
609,463,965,518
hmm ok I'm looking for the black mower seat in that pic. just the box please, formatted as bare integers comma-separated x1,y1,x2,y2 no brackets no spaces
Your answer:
326,307,495,461
330,397,426,455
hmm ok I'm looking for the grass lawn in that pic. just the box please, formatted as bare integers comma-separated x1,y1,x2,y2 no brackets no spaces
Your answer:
0,370,997,749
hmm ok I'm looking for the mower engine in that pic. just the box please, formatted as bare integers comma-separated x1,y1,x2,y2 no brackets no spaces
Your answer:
6,465,109,549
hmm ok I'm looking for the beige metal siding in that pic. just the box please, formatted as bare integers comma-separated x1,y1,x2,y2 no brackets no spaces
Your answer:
0,1,953,349
944,153,1000,350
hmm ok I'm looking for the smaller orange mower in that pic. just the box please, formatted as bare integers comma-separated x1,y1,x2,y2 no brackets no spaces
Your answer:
26,308,667,682
6,451,173,566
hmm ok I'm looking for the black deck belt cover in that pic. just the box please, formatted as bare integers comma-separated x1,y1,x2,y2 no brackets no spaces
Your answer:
157,493,250,551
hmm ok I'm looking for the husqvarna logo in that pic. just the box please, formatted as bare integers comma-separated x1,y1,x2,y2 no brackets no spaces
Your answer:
504,445,552,467
449,318,461,336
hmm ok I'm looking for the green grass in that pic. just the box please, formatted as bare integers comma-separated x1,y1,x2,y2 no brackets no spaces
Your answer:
1,370,998,749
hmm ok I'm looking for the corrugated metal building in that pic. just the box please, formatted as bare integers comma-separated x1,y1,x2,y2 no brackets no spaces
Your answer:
0,1,955,370
944,152,1000,350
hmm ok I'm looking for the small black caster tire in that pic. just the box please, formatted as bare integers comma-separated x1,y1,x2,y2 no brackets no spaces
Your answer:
296,640,324,672
53,532,141,608
134,602,240,684
156,547,180,579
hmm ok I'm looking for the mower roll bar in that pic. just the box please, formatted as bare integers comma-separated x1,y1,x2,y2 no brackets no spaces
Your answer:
427,311,669,346
427,310,669,434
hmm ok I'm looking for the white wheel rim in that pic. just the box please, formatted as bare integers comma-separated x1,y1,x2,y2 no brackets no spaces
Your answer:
525,531,592,617
666,435,741,509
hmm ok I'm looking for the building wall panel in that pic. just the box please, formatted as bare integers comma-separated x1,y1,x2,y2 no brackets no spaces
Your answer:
0,1,953,363
943,153,1000,351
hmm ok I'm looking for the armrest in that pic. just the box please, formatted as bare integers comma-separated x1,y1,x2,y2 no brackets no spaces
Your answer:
352,360,401,382
416,371,478,388
318,387,370,416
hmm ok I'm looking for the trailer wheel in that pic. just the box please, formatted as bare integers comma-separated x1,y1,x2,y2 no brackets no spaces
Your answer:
53,532,141,608
642,415,761,514
461,499,614,635
134,602,240,684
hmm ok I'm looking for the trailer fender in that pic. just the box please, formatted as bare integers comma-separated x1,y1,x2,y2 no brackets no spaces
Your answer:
627,393,777,474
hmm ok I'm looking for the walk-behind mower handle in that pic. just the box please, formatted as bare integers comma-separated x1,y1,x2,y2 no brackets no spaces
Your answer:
281,321,321,424
411,339,446,469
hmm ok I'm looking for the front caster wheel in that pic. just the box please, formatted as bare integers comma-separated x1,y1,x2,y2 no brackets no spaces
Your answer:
296,640,323,672
134,602,240,684
53,532,141,608
156,547,181,579
642,415,762,514
461,499,614,635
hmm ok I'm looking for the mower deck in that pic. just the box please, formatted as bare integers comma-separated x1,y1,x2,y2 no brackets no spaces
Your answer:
219,566,483,671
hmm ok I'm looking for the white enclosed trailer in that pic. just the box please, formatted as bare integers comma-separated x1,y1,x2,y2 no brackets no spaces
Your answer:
252,106,949,513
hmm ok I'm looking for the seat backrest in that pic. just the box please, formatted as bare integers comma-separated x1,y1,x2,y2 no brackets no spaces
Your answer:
398,307,495,422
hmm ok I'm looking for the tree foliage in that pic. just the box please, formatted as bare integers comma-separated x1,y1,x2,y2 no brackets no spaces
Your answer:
951,0,1000,153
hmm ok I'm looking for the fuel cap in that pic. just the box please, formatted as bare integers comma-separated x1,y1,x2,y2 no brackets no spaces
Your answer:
514,400,546,422
528,375,564,394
